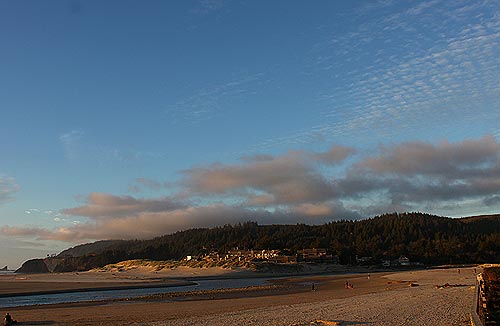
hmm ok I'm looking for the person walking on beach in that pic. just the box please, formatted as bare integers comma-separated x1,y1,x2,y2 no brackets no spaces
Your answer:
4,313,17,325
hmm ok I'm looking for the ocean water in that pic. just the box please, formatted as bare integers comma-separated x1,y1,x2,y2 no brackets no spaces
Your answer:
0,271,15,275
0,277,275,308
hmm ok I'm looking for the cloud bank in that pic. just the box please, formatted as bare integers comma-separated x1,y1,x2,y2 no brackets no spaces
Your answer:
3,136,500,242
182,146,353,205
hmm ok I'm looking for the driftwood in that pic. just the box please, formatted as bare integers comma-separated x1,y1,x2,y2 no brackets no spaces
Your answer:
310,320,340,325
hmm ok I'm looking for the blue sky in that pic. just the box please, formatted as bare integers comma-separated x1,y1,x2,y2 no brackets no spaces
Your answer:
1,0,500,268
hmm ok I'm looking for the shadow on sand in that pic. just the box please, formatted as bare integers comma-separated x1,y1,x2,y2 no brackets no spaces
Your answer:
14,321,55,325
312,321,375,326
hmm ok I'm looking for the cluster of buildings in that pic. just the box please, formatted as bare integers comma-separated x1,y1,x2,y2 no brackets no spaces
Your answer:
356,255,421,267
186,248,339,265
384,256,423,267
186,248,419,267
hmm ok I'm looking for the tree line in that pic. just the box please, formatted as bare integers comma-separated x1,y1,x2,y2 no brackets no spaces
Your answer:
50,212,500,272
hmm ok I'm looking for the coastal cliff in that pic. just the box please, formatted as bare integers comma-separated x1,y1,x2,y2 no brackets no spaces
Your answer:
16,259,50,273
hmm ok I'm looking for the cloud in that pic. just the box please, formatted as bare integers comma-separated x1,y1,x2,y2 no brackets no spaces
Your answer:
4,136,500,242
61,193,186,218
2,204,358,242
1,226,55,239
358,135,500,177
192,0,226,15
254,1,500,150
291,202,359,219
0,176,19,205
60,129,84,161
182,147,354,205
484,195,500,207
24,208,66,222
59,129,84,145
60,130,161,166
336,136,500,210
128,177,164,193
164,73,268,125
314,145,356,164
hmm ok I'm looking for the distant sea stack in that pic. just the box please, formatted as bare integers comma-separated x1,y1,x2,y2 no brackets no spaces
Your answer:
1,266,7,271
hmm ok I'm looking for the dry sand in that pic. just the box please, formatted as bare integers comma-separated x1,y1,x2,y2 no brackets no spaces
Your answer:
0,266,478,326
151,267,477,326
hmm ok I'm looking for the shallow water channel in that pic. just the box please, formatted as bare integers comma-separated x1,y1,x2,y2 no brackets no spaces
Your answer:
0,277,275,308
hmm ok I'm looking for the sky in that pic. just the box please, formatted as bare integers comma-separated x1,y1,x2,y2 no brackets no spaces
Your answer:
1,0,500,269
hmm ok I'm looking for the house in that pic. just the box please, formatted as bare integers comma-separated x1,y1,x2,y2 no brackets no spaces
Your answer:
269,255,298,264
297,248,334,262
398,256,410,266
356,255,373,264
226,249,281,260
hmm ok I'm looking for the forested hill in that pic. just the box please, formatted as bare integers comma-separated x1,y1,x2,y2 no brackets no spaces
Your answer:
19,212,500,272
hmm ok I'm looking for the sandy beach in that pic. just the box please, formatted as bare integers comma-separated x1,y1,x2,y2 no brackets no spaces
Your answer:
0,266,477,325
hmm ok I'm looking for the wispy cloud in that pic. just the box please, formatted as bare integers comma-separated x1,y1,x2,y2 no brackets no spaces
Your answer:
24,208,66,222
191,0,227,15
0,176,19,205
164,73,269,125
59,129,161,166
128,177,165,193
60,129,84,161
253,0,500,150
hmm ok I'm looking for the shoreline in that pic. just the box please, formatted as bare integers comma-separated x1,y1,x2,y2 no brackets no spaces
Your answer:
0,263,368,296
0,267,478,325
7,283,299,311
0,279,195,298
0,267,396,308
0,264,399,301
4,270,395,309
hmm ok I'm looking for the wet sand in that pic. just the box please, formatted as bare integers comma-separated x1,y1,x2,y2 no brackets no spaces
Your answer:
0,272,193,297
0,265,249,297
0,267,478,326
